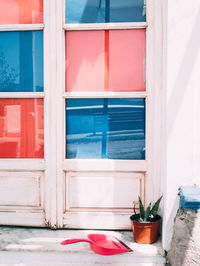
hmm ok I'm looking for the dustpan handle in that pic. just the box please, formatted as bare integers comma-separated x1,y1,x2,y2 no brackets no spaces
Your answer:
61,238,92,245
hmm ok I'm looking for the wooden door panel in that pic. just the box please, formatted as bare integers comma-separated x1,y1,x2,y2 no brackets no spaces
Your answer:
67,172,143,209
64,171,145,229
0,171,45,226
0,172,42,207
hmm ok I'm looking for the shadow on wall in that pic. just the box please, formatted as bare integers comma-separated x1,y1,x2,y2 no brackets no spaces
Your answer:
164,194,179,253
167,7,200,138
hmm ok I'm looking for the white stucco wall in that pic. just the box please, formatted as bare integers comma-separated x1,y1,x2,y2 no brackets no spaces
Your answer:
162,0,200,251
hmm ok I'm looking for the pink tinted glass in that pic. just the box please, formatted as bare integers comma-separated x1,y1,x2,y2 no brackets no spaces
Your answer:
0,0,43,24
0,99,44,158
65,29,146,92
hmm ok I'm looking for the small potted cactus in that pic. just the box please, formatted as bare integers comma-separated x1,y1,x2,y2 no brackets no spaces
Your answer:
130,196,162,244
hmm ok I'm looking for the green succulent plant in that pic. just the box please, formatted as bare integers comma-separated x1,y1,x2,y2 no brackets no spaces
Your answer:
134,196,163,222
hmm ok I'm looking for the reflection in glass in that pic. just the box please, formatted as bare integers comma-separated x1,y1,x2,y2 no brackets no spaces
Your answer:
66,98,145,159
66,30,146,92
0,31,43,92
0,99,44,158
0,0,43,24
66,0,146,23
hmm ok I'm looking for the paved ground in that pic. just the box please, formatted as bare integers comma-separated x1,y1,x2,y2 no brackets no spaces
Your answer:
0,227,166,265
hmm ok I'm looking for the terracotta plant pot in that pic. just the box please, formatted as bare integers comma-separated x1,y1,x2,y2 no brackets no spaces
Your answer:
130,214,161,244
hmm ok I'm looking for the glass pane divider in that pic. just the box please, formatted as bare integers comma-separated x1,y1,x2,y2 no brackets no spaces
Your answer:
0,159,45,171
0,92,45,98
0,24,44,32
63,92,147,99
64,22,147,31
63,159,147,172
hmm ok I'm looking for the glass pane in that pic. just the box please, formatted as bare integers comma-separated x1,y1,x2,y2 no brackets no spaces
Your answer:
66,29,145,92
0,31,43,92
0,99,44,158
66,98,145,159
66,0,146,23
0,0,43,24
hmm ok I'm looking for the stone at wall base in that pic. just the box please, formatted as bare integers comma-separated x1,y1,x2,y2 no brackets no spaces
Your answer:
167,209,200,266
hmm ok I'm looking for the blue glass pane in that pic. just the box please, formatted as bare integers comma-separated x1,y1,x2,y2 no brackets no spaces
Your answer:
66,98,145,159
0,31,43,92
66,0,146,24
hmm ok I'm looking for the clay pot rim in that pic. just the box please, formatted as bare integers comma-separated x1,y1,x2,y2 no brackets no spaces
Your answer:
130,214,161,223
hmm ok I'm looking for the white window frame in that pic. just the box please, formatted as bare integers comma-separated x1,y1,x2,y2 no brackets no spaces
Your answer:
62,3,148,170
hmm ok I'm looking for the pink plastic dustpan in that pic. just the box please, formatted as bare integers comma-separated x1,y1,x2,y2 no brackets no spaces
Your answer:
61,234,132,256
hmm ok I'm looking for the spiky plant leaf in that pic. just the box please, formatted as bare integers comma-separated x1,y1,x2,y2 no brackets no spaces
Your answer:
138,196,145,220
144,202,151,222
133,202,137,215
150,195,163,218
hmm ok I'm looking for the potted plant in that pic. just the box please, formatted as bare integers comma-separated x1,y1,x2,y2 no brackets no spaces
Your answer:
130,196,162,244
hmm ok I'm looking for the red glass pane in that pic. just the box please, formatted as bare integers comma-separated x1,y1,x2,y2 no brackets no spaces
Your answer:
65,29,146,92
0,99,44,158
0,0,43,24
66,31,105,92
109,30,146,92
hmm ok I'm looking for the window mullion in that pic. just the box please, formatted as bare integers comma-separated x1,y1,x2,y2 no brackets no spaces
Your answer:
55,0,66,227
64,22,147,31
64,92,147,99
0,92,44,98
43,0,57,227
0,24,44,32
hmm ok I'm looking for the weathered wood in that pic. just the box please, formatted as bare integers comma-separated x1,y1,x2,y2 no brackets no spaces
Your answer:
0,172,43,207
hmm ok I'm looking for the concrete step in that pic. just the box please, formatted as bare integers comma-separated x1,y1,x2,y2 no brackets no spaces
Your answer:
0,251,166,266
0,227,166,265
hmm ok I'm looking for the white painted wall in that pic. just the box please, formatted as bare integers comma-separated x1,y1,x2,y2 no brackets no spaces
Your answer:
162,0,200,251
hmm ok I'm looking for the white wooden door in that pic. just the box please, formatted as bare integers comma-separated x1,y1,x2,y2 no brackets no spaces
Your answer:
56,0,158,230
0,0,56,228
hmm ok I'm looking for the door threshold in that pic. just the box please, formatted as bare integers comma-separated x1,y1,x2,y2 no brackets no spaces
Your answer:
0,227,166,265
